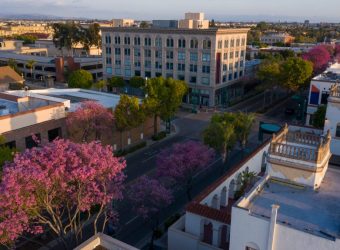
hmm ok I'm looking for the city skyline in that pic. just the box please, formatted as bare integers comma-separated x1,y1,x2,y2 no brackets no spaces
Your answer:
1,0,340,22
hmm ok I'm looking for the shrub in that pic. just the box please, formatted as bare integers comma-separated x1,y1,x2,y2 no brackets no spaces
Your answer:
152,131,166,141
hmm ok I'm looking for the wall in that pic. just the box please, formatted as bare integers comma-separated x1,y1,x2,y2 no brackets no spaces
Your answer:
229,207,269,250
0,104,66,134
275,224,340,250
324,97,340,156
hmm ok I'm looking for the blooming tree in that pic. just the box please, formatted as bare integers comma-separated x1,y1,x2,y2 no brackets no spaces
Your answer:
157,141,215,200
302,45,331,73
0,139,126,248
66,101,114,142
128,175,173,247
335,44,340,61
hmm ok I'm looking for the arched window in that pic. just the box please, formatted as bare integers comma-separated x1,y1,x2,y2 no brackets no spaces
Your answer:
155,37,162,47
166,37,174,47
190,38,198,48
336,123,340,137
245,242,260,250
124,36,130,45
144,37,151,46
178,38,186,48
200,220,213,244
211,194,220,209
114,35,121,45
220,186,227,207
228,179,235,199
203,39,211,49
134,36,141,46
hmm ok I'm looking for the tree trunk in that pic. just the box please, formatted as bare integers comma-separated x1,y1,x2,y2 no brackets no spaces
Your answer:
153,115,158,136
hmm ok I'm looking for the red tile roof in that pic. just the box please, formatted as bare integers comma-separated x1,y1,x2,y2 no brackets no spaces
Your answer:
186,138,272,223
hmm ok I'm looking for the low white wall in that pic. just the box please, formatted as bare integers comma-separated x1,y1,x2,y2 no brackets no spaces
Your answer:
229,207,269,250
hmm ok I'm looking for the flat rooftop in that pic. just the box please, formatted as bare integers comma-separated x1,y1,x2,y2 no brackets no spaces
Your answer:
313,63,340,82
0,94,55,117
247,168,340,240
8,89,122,112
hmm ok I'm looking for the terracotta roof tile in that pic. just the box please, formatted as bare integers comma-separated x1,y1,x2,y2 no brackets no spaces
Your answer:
0,66,24,85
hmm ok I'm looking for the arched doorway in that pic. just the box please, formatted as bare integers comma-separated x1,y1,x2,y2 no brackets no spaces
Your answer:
219,225,229,250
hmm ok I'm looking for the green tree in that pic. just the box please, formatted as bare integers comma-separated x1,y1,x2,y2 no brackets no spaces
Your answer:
81,23,101,52
108,76,125,93
7,59,21,75
234,169,257,199
257,59,281,105
114,95,145,149
93,80,106,91
234,112,255,150
68,69,93,89
129,76,145,89
312,105,327,128
140,21,150,28
51,22,82,54
0,136,15,171
280,57,313,92
203,114,236,165
143,77,187,136
26,60,36,80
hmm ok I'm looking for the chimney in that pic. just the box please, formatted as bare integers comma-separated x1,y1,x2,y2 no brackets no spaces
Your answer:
267,204,279,250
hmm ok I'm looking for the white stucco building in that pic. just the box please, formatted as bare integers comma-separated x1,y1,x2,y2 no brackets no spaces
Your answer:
324,84,340,157
306,62,340,125
168,125,340,250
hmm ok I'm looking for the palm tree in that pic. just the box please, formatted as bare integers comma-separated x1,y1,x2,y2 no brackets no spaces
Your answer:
203,120,236,164
26,60,36,80
235,112,255,150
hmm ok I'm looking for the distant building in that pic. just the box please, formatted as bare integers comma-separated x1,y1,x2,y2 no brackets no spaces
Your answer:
0,24,53,37
0,52,103,83
112,19,135,28
179,12,210,29
6,88,159,151
324,84,340,158
0,66,24,91
168,125,339,250
306,63,340,125
152,20,179,29
101,24,248,106
74,233,138,250
260,32,295,45
0,91,66,151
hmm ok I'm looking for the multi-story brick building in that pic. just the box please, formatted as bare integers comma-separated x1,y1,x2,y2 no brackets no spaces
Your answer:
101,26,248,106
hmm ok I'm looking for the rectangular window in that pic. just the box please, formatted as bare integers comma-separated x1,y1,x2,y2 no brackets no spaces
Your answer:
155,50,162,58
241,50,245,57
155,37,162,47
229,52,234,59
336,125,340,137
106,67,112,74
166,62,173,70
202,65,210,74
178,75,185,81
235,62,239,68
144,49,151,58
166,51,174,59
229,63,233,71
228,73,233,81
115,48,121,55
178,52,185,61
134,48,141,57
134,37,141,45
230,39,235,47
190,76,197,83
115,59,121,65
145,60,151,68
178,63,185,71
144,37,151,46
48,128,62,142
105,47,111,55
235,51,239,58
236,39,240,46
224,40,229,48
240,61,244,67
115,36,121,44
115,68,121,75
134,61,141,67
106,57,112,65
125,68,131,77
155,61,162,69
202,53,211,62
25,134,41,149
202,77,210,85
223,64,227,72
105,35,111,44
223,53,227,60
218,40,222,49
190,64,197,72
234,72,238,79
190,52,198,62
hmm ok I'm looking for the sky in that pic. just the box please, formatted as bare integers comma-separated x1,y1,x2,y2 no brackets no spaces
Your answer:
1,0,340,22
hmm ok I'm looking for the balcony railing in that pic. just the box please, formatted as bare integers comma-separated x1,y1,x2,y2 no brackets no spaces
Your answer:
269,124,331,164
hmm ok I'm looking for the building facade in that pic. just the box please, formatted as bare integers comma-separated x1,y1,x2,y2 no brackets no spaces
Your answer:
101,27,248,106
324,84,340,157
306,63,340,125
168,125,340,250
260,32,295,45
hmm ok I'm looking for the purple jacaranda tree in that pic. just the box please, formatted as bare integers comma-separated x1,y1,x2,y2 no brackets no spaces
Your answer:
128,175,173,249
0,139,126,249
302,45,331,74
157,141,215,201
66,101,114,142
